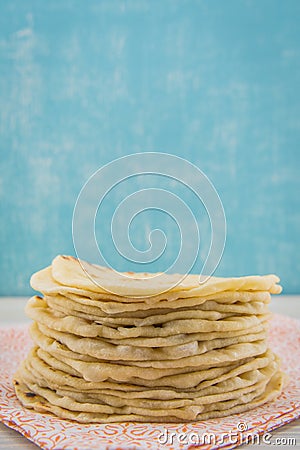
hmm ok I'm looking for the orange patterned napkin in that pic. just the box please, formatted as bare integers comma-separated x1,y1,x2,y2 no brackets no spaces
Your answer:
0,314,299,450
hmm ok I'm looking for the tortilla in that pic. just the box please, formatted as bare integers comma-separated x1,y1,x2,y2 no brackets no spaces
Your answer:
14,369,285,423
14,255,284,423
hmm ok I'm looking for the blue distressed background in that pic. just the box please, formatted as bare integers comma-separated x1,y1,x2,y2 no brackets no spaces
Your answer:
0,0,299,295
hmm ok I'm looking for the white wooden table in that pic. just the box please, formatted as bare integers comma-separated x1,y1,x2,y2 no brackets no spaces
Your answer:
0,296,299,449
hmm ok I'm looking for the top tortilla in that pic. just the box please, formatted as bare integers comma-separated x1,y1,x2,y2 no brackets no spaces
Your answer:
31,255,282,299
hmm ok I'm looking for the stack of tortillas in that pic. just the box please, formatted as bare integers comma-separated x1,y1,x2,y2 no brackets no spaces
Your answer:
14,255,286,423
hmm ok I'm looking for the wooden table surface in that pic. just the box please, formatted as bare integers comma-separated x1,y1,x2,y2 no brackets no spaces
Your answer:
1,296,299,449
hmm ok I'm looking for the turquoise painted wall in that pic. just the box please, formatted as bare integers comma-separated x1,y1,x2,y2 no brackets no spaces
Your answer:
0,0,299,295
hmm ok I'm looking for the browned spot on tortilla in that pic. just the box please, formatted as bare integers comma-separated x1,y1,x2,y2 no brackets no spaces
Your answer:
25,392,36,398
62,255,78,262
